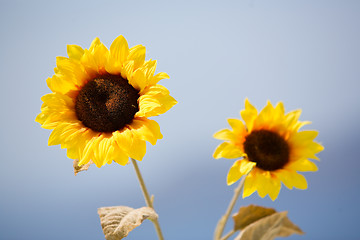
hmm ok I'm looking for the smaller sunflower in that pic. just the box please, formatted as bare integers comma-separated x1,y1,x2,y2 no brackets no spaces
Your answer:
36,35,176,168
213,99,324,200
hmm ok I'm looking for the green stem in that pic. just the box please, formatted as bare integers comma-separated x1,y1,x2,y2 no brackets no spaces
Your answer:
214,176,246,240
131,158,164,240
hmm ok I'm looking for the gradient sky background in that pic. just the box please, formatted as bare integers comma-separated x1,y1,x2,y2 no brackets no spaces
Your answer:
1,1,359,239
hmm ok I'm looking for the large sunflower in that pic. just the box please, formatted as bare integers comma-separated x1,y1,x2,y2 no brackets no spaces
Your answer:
213,99,323,200
36,35,176,168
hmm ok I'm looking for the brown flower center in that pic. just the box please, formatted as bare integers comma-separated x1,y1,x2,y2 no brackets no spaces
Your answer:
243,130,290,171
75,75,139,132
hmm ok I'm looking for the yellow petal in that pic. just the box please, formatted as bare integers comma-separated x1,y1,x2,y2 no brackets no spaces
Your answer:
66,129,95,160
137,91,177,118
141,59,157,80
129,118,162,145
242,171,257,198
114,127,146,161
240,99,258,132
268,180,281,200
142,84,170,95
292,120,311,132
274,102,285,117
287,159,318,172
81,49,100,78
243,168,282,200
227,160,242,185
48,124,66,146
291,130,319,143
80,134,101,167
254,171,269,198
291,145,322,161
112,143,129,166
89,37,101,52
274,169,308,190
255,171,281,200
227,118,245,133
308,142,324,156
226,119,247,146
121,60,134,80
60,125,87,146
80,133,116,168
300,142,324,160
35,112,47,125
213,129,236,141
148,72,170,85
130,69,147,92
104,54,122,75
254,101,275,129
37,93,77,129
128,45,146,70
92,135,107,166
56,57,88,86
289,130,323,160
40,111,77,129
227,160,256,185
91,41,109,74
46,74,78,94
77,132,99,166
67,44,84,60
96,134,117,166
40,92,74,109
48,122,82,146
110,35,129,64
285,109,302,130
112,128,133,153
213,142,244,159
129,136,146,160
239,160,256,175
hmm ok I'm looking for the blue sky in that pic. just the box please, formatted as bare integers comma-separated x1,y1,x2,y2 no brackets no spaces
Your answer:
1,1,359,239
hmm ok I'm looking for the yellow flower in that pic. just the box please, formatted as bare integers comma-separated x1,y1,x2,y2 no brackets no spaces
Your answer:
213,99,323,200
36,36,177,168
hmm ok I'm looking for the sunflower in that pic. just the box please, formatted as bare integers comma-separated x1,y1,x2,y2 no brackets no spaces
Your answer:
36,35,176,168
213,99,323,200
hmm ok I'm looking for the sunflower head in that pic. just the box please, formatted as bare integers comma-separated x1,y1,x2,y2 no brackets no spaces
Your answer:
213,99,324,200
36,35,177,168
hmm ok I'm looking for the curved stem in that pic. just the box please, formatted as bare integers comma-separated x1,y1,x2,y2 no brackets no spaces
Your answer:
214,176,246,240
131,158,164,240
221,230,236,240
